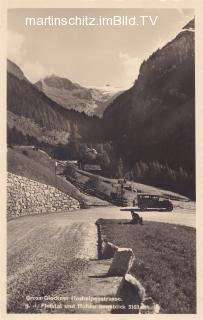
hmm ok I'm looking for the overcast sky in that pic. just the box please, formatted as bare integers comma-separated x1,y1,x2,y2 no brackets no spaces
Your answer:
7,8,194,88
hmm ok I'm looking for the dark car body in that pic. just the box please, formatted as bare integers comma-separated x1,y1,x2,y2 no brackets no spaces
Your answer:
137,194,173,211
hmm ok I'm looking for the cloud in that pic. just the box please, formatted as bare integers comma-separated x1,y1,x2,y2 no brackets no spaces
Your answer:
23,61,54,83
7,29,52,83
119,52,142,85
176,8,194,27
7,30,26,65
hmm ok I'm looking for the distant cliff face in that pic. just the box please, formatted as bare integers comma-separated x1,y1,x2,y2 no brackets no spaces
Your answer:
35,76,121,118
102,20,195,173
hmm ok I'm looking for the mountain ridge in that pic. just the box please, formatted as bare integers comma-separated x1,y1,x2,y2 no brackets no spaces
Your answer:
101,20,195,178
7,18,195,197
35,75,122,118
7,60,100,147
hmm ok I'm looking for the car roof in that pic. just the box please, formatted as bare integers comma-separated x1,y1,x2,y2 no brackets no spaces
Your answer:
137,194,169,200
138,193,159,197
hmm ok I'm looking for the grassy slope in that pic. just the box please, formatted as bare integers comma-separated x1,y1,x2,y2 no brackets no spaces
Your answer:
77,170,196,211
97,219,196,314
7,146,108,207
78,170,189,201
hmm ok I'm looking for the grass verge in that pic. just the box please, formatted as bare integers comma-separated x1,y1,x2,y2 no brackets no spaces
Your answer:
97,219,196,314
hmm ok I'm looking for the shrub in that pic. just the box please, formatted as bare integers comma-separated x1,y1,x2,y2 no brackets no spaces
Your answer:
22,150,29,156
64,164,78,181
85,176,101,190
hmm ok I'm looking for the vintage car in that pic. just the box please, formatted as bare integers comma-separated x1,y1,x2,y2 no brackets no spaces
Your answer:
137,194,173,211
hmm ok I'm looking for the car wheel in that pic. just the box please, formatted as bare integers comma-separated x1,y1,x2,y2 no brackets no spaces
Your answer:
140,204,147,211
167,203,173,212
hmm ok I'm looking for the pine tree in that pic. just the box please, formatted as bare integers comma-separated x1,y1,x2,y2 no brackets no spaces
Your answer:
115,158,124,178
68,123,80,159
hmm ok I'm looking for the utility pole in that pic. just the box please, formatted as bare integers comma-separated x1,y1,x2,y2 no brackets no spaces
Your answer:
55,161,58,189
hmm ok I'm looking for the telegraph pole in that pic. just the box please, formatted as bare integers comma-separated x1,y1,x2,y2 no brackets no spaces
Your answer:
55,161,58,189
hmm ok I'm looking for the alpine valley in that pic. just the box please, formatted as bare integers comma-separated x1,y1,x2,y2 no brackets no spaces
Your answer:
7,19,195,198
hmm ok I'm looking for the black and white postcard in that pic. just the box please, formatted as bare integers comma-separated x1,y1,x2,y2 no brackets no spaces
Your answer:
1,0,203,319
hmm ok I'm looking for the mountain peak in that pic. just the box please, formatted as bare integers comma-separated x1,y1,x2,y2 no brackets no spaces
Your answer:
35,74,121,117
182,18,195,31
7,59,25,80
38,75,81,90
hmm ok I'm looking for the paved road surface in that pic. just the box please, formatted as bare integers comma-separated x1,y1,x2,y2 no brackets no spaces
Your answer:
7,205,195,313
55,205,195,227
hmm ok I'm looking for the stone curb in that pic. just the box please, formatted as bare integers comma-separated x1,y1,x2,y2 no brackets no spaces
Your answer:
95,220,160,314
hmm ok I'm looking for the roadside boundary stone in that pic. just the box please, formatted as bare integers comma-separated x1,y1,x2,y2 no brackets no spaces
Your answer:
108,248,135,276
102,240,118,259
117,273,146,313
95,220,160,314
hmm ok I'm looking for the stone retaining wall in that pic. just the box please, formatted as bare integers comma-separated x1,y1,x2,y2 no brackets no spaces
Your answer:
7,172,80,219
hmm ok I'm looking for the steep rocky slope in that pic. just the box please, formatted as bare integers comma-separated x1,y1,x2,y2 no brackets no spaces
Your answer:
7,60,99,146
102,21,195,174
35,76,121,118
7,19,195,197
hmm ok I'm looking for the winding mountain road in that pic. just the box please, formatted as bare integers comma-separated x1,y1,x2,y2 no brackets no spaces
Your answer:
7,205,195,313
